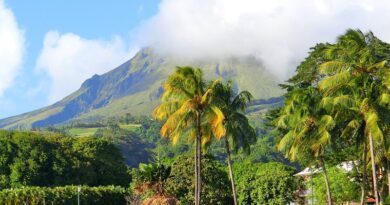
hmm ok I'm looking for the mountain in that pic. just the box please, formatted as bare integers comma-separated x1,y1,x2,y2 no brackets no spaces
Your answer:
0,48,284,129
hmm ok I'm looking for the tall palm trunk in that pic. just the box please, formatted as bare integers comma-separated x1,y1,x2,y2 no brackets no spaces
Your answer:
369,133,379,205
195,112,202,205
225,138,238,205
320,158,333,205
360,139,367,205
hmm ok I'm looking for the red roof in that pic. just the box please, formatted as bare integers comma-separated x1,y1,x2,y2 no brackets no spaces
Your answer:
367,198,376,203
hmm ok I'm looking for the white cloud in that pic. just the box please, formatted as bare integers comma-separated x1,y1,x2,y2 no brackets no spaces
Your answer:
0,0,25,96
135,0,390,79
36,31,136,103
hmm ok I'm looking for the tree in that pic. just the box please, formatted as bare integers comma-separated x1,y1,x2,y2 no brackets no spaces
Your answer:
273,85,336,205
0,130,130,189
234,162,297,205
71,137,130,186
164,154,232,204
311,166,360,204
318,29,390,204
153,66,225,205
271,29,390,205
214,81,256,205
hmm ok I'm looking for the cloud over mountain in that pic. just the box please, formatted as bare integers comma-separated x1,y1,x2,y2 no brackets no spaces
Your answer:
36,31,136,103
135,0,390,79
0,0,24,96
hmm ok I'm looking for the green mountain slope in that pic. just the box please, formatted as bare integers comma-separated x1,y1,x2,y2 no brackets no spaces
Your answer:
0,48,283,129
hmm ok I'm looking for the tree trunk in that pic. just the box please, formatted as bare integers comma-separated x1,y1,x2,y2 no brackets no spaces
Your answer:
361,139,367,205
195,112,202,205
320,158,333,205
225,138,238,205
369,132,379,205
387,160,390,197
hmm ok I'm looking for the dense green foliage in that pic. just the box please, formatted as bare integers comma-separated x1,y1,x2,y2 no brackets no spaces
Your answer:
0,186,128,205
311,167,359,204
233,162,297,205
270,29,390,203
164,154,232,205
0,130,130,189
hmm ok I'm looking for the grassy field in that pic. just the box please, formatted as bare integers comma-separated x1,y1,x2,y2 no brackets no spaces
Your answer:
68,123,141,137
119,124,142,131
68,127,100,137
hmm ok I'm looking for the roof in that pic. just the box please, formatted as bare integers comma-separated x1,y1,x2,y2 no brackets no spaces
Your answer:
295,161,357,177
294,167,321,176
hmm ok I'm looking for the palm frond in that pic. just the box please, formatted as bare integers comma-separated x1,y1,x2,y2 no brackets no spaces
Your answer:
318,70,352,95
319,61,348,75
364,109,384,142
209,105,225,139
367,60,387,72
379,93,390,107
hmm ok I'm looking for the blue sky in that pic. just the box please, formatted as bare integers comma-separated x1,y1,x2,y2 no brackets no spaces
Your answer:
0,0,160,118
1,0,390,119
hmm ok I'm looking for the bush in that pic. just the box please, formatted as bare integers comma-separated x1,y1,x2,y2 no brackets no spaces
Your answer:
234,162,297,205
0,186,129,205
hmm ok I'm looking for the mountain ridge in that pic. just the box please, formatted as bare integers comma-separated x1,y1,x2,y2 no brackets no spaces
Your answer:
0,48,284,129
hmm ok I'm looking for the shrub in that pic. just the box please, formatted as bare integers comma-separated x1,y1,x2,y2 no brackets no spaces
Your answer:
0,185,129,205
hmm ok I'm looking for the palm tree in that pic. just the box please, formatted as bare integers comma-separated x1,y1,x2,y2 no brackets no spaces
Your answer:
214,81,256,205
153,66,226,205
271,43,338,204
318,29,390,205
275,86,335,205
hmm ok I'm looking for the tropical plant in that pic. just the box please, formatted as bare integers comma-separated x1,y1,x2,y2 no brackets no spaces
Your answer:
153,66,226,205
317,29,390,204
273,84,336,204
272,29,390,205
132,162,171,195
214,81,256,205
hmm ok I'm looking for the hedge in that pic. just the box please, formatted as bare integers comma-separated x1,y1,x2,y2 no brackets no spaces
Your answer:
0,186,129,205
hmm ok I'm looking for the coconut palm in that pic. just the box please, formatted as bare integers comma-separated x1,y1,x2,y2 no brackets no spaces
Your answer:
153,66,226,205
270,44,338,205
214,81,256,205
275,86,335,205
318,29,390,205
